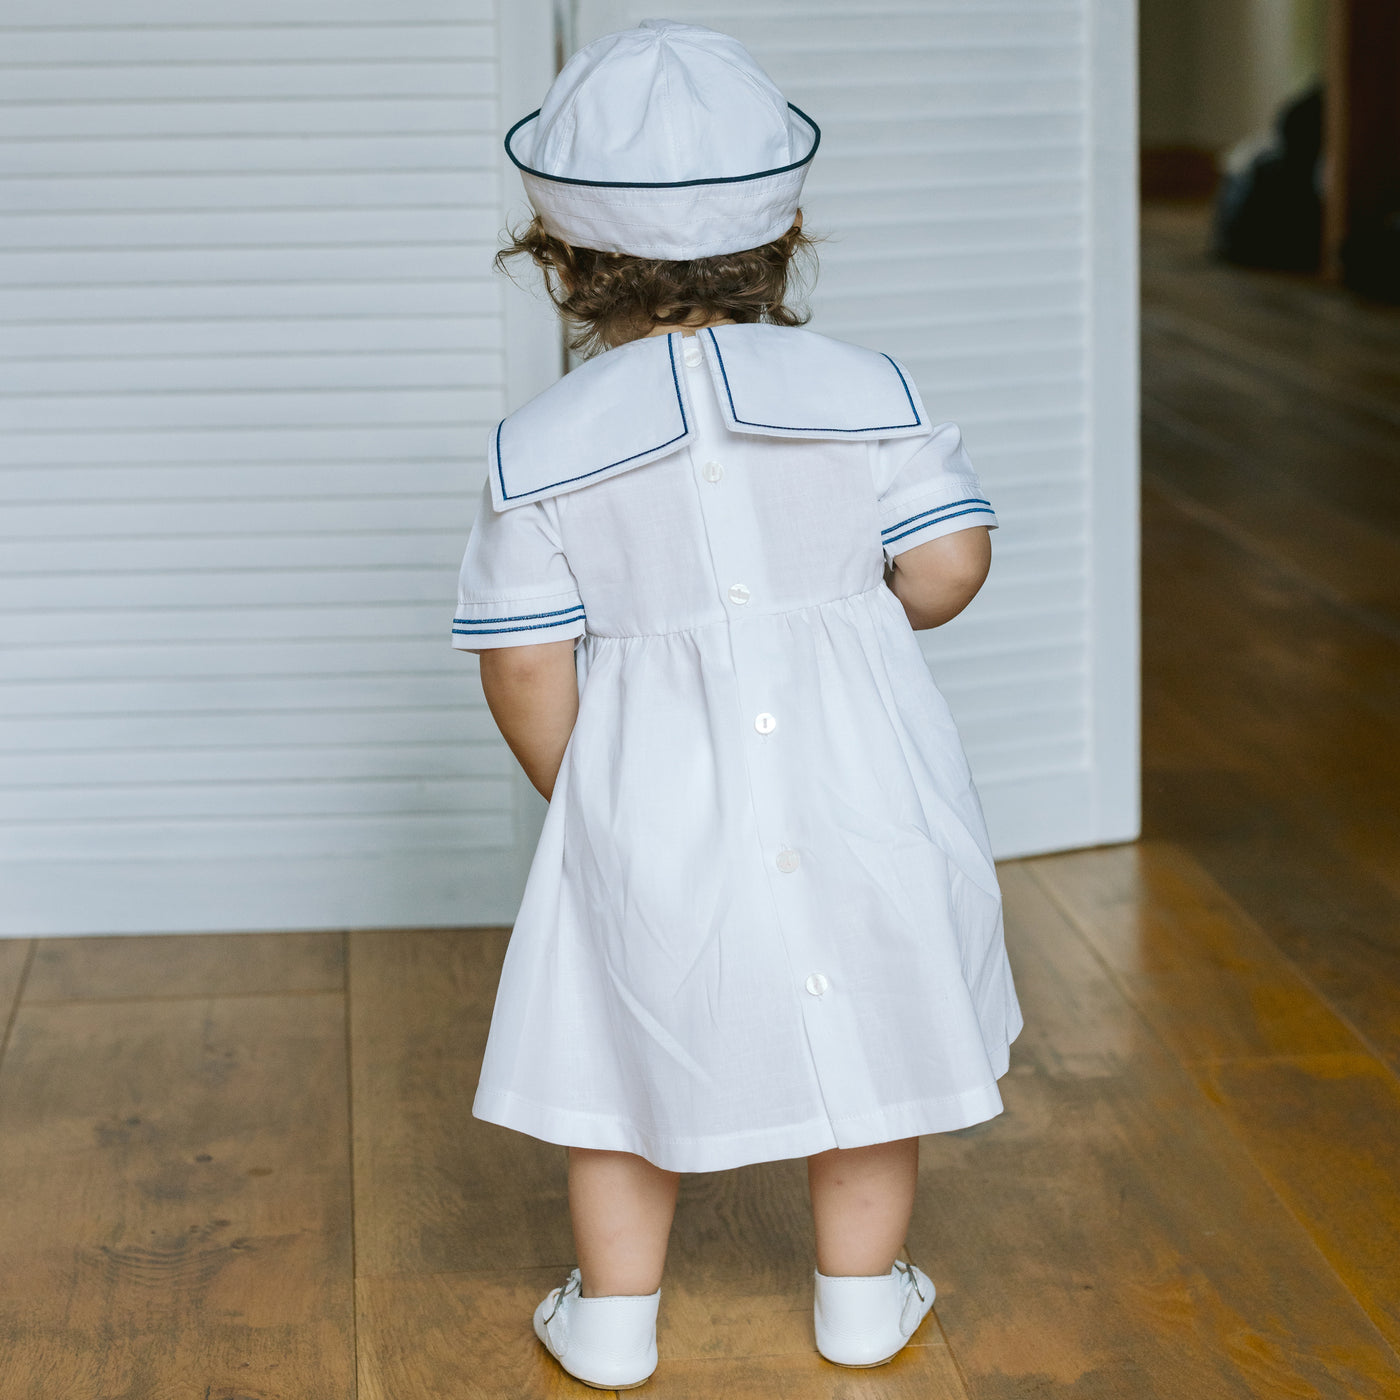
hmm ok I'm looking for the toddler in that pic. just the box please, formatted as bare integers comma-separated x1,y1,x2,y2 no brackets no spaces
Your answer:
452,20,1023,1389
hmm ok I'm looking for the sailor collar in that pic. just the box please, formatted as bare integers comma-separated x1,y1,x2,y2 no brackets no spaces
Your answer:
487,323,929,511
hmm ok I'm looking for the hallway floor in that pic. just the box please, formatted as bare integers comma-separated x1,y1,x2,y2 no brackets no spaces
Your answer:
1,203,1398,1398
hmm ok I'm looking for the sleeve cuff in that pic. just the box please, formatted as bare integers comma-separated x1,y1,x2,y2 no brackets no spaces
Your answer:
879,484,997,561
451,593,586,650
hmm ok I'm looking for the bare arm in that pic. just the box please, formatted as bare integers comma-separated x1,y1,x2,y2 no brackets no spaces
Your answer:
476,638,580,801
885,525,992,630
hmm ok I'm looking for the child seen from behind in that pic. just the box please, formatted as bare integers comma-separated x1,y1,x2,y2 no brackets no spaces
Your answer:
452,20,1023,1388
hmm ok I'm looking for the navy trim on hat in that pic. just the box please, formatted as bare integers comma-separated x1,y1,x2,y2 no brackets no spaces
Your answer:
504,103,820,190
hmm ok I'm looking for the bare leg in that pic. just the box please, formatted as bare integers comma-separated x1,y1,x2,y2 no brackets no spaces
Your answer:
567,1146,680,1297
807,1137,920,1276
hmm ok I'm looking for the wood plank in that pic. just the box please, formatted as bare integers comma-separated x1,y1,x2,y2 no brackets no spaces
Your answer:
0,938,32,1043
1142,481,1400,738
1027,841,1364,1063
913,862,1400,1400
1140,482,1400,1071
356,1269,597,1400
1140,258,1400,414
1142,756,1400,1079
640,1351,967,1400
0,990,353,1398
1140,206,1400,536
24,928,344,1002
348,926,576,1277
1141,335,1400,538
1141,203,1400,377
1140,294,1400,434
668,1159,814,1286
1142,471,1400,867
1028,843,1400,1355
1140,268,1400,417
1142,410,1400,632
1201,1053,1400,1356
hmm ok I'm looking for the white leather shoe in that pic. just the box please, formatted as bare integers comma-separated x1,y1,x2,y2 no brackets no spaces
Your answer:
813,1259,936,1367
532,1267,660,1390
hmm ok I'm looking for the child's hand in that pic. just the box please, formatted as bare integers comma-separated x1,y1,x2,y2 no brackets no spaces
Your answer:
885,526,992,630
476,639,580,800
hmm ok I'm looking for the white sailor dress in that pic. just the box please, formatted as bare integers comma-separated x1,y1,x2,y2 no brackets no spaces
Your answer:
451,322,1023,1173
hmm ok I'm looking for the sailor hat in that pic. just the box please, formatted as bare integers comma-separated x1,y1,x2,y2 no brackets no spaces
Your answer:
504,19,820,261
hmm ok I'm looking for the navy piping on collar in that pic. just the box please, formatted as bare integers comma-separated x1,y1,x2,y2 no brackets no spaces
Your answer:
705,329,922,433
505,104,820,189
495,335,689,502
883,501,995,546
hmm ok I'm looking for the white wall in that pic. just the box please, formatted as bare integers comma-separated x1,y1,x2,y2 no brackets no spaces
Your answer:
572,0,1141,859
0,0,555,934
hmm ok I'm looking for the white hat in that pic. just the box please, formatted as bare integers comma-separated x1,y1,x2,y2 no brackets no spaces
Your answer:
505,19,820,261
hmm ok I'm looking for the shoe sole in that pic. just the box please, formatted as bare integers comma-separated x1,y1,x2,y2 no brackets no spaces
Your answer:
823,1351,902,1368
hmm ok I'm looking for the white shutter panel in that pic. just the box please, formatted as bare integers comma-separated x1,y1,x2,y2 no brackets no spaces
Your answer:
571,0,1140,858
0,0,559,933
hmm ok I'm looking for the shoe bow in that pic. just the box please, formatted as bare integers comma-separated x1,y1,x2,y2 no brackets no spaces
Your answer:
542,1267,582,1327
894,1258,929,1335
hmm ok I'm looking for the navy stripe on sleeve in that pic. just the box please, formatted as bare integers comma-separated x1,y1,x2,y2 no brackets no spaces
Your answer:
452,603,584,626
882,499,994,545
453,603,585,637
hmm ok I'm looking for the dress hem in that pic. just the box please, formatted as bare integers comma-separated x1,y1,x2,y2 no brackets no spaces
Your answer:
471,1035,1017,1174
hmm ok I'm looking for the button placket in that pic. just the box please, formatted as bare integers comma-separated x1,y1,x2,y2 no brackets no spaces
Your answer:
680,367,863,1128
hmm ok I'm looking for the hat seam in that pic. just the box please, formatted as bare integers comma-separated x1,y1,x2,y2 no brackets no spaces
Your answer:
704,44,796,163
539,27,621,174
657,34,683,182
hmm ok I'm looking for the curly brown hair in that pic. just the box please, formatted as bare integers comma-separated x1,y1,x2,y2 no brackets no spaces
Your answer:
495,214,818,357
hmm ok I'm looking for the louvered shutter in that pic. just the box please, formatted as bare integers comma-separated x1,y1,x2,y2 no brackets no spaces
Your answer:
570,0,1140,857
0,0,1136,939
0,1,559,933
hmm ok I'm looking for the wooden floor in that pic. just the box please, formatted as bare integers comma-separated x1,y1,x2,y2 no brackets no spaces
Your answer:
2,203,1399,1398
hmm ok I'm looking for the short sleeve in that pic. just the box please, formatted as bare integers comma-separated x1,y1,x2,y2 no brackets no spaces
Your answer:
450,480,586,651
871,420,998,565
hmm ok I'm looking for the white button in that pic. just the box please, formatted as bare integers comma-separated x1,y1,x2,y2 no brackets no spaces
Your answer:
805,973,830,997
754,712,777,735
702,460,724,483
776,848,800,873
683,341,703,368
727,583,751,606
